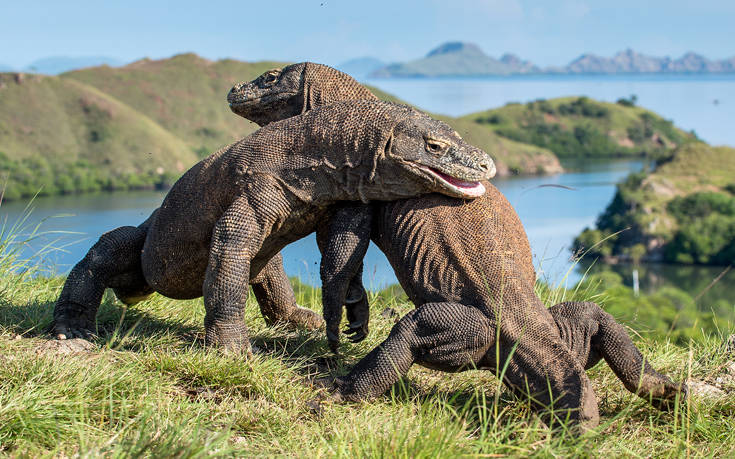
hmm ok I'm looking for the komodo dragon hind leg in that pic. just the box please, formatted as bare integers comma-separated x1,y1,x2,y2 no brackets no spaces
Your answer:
251,252,324,330
549,301,687,411
52,225,151,340
333,302,599,429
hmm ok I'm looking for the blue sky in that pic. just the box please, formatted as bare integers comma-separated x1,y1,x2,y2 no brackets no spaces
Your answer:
2,0,734,68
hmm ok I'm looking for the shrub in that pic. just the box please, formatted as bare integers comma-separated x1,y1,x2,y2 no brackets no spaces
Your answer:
557,97,609,118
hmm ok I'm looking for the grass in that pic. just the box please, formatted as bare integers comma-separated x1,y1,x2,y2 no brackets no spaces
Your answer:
0,272,733,455
0,202,733,456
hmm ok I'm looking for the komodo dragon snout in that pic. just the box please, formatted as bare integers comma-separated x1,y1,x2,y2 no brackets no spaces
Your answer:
389,117,495,198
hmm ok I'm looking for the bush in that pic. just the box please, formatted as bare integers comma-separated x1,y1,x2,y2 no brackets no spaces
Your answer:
666,213,735,265
667,192,735,220
616,94,637,107
557,97,609,118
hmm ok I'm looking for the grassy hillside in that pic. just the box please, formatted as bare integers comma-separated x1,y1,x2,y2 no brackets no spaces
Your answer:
64,54,286,156
464,96,698,159
0,73,195,200
0,55,562,201
574,143,735,265
0,267,732,455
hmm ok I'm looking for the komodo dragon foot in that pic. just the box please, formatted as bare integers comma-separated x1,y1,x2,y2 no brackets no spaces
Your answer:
52,305,97,340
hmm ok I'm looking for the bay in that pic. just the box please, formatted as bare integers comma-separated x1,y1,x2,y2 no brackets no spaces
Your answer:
0,75,733,310
365,74,735,146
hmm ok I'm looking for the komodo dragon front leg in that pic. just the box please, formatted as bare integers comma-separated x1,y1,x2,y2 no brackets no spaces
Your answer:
53,217,321,340
202,195,272,353
329,301,600,427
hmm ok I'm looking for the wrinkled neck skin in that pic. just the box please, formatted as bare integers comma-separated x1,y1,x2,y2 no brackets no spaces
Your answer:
235,113,428,207
300,63,378,114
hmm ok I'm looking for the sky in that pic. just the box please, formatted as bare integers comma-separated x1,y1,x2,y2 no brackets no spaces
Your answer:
1,0,734,69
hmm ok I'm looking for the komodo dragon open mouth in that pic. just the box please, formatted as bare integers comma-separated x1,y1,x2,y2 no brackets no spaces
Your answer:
419,165,487,198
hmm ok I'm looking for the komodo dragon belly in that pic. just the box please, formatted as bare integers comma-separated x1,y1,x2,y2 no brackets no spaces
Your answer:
141,197,330,300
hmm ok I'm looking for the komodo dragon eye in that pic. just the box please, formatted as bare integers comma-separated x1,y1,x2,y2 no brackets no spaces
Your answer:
425,138,449,155
262,71,280,86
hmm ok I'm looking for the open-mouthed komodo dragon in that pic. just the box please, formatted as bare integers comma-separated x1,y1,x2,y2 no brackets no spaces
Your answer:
51,99,495,354
228,62,686,426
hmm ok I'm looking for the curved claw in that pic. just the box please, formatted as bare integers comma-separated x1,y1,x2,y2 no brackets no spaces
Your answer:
54,324,96,341
347,330,367,343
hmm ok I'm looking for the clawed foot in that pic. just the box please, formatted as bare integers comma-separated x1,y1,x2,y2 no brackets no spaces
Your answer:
343,318,368,344
205,321,254,357
288,306,325,331
52,317,97,341
311,376,345,403
649,381,688,411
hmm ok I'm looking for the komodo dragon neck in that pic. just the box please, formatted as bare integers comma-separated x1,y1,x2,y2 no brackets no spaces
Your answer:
225,101,433,205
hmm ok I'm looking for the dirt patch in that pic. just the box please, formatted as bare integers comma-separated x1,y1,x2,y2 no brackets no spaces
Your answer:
35,338,96,355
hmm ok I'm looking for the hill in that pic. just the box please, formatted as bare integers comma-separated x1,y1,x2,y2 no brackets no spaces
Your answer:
463,96,697,159
0,72,195,200
0,54,561,201
369,42,735,77
25,56,123,75
371,42,538,77
63,54,286,156
574,143,735,265
566,49,735,74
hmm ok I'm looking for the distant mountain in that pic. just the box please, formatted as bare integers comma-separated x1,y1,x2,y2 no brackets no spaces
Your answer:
24,56,123,75
566,49,735,74
369,42,735,77
370,42,538,77
336,57,385,79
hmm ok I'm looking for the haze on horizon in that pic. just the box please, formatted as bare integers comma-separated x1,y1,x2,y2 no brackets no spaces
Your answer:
1,0,734,69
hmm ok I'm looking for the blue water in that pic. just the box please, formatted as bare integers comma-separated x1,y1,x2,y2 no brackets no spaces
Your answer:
365,74,735,146
0,158,642,289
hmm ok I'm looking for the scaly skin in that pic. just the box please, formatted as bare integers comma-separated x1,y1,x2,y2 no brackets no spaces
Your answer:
229,63,686,426
52,100,494,354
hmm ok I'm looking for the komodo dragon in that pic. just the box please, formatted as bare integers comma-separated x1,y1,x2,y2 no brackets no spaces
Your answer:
228,63,686,426
51,99,494,354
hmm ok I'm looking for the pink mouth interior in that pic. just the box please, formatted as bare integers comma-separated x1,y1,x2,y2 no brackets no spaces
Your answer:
430,168,486,197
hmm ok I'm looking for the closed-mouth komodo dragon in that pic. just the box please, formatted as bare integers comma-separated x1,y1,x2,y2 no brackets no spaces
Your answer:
51,99,495,355
228,62,686,427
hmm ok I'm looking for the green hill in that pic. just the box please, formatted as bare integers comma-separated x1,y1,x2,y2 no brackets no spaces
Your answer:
574,143,735,265
63,54,286,156
0,55,563,201
0,73,194,200
464,96,697,159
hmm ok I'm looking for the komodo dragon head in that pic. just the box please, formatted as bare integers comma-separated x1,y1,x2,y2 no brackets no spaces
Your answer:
229,64,495,197
377,108,495,198
228,62,377,126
